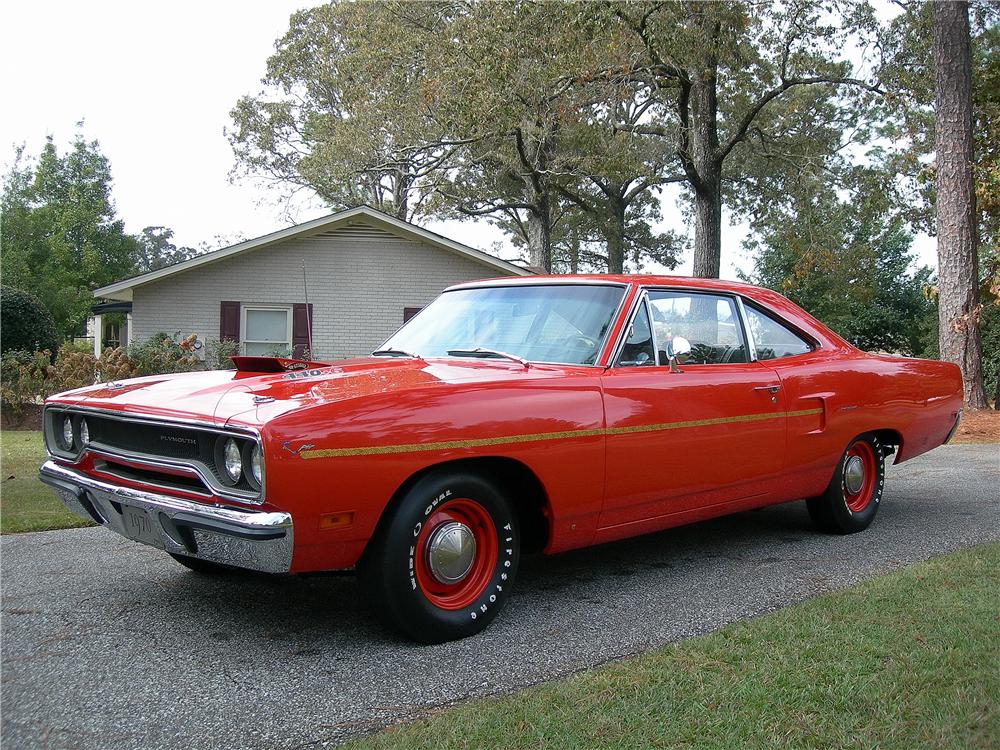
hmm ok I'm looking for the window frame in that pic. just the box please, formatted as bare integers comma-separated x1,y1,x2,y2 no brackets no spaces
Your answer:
739,299,819,361
611,288,754,368
241,304,293,356
380,281,630,367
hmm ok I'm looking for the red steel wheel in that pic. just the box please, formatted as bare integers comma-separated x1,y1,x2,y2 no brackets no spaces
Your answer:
842,439,878,513
413,498,498,610
807,433,886,535
358,470,519,643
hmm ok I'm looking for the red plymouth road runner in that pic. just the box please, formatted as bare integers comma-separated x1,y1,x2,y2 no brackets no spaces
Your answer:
41,275,963,642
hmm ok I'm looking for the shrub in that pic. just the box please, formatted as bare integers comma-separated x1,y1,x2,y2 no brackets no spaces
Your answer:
50,350,98,393
1,349,52,421
97,347,137,382
126,332,201,377
204,338,241,370
981,303,999,405
1,286,60,356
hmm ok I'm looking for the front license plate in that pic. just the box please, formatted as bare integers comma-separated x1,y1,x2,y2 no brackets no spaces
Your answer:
121,505,161,546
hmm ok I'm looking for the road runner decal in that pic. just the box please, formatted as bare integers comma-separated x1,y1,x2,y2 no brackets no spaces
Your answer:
297,408,824,459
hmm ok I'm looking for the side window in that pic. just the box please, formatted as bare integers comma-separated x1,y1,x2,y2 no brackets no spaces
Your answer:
616,301,655,366
744,305,813,360
646,292,748,365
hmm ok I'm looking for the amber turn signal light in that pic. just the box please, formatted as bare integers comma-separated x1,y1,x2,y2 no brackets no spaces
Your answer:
318,512,354,530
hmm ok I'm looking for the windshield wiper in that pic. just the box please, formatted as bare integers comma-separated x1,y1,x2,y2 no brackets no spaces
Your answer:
446,348,530,368
371,348,421,358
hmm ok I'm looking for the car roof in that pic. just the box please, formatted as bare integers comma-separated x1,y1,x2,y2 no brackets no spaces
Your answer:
446,274,853,352
447,274,766,294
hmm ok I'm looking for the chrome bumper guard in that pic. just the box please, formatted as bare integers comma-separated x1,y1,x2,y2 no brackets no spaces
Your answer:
39,460,293,573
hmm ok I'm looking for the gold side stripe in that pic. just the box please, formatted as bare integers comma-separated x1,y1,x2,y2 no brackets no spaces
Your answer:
299,408,823,460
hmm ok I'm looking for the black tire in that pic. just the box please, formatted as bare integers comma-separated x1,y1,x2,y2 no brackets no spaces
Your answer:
168,552,237,574
807,433,885,534
358,471,519,644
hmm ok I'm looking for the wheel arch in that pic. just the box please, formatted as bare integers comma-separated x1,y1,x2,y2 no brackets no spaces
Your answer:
366,456,551,557
870,428,903,463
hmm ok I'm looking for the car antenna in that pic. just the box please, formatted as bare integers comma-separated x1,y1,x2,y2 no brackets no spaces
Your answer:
302,260,313,358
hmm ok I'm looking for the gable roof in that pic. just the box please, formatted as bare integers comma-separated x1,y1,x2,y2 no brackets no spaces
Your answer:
94,206,531,301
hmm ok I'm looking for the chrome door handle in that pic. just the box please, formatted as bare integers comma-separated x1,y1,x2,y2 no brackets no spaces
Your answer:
754,385,781,394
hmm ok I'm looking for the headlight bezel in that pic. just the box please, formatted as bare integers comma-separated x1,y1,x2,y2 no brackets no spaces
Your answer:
44,406,267,503
246,442,264,490
60,415,75,451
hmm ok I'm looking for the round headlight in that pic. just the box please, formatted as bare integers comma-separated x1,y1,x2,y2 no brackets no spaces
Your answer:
223,438,242,482
79,418,90,446
250,444,263,486
61,416,75,450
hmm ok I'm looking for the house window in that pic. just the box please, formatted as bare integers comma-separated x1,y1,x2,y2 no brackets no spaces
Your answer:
242,306,292,356
403,306,423,323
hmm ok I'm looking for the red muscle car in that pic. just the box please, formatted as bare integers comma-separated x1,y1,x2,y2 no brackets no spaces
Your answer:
40,276,963,642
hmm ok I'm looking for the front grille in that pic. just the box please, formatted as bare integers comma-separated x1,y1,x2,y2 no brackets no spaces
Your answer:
88,415,214,461
97,459,211,496
44,407,264,503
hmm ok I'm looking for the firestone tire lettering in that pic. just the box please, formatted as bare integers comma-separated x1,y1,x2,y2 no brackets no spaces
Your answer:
358,471,520,644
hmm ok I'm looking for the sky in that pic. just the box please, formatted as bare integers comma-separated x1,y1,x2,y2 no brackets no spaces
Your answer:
1,0,935,280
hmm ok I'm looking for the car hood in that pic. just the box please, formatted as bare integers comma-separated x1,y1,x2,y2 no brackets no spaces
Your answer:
53,357,559,427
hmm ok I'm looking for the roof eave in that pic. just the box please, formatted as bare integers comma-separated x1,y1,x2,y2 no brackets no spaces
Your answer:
93,206,529,299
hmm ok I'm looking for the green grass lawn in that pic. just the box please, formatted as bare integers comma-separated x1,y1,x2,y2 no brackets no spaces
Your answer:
346,543,1000,750
0,430,92,533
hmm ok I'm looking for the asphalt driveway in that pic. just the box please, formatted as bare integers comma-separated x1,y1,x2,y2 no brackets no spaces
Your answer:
2,444,998,750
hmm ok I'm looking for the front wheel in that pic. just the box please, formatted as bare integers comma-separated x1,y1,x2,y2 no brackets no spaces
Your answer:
359,471,519,644
807,433,885,534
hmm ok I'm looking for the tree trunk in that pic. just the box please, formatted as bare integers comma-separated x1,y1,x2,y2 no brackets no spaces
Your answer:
391,171,411,220
525,195,552,272
688,23,723,279
569,223,580,274
692,184,722,278
933,0,988,408
605,195,627,274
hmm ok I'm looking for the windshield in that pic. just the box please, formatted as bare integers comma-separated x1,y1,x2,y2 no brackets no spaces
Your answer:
379,284,626,365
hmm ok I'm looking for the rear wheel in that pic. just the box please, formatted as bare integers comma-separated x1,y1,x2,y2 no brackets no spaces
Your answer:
359,471,519,643
807,433,885,534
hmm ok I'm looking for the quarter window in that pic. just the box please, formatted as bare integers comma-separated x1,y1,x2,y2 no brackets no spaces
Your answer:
744,305,813,359
242,306,292,356
646,292,748,365
616,301,655,366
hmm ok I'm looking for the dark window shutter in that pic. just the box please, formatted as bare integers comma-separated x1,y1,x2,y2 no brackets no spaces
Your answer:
403,306,423,323
220,301,241,342
292,303,314,358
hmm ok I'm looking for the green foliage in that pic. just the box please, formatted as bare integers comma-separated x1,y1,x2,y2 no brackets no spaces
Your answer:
743,170,933,355
0,286,60,356
0,350,52,420
50,349,98,393
0,132,142,338
135,226,202,272
125,332,202,377
343,543,1000,750
231,1,880,273
1,128,196,339
876,1,999,247
204,338,241,370
978,303,1000,403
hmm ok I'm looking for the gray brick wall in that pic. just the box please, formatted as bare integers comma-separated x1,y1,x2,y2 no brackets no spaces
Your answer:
130,224,511,359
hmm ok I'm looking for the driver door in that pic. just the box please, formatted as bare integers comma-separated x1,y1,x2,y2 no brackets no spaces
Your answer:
599,290,787,530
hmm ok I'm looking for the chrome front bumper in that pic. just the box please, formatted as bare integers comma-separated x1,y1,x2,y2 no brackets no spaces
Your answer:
39,460,293,573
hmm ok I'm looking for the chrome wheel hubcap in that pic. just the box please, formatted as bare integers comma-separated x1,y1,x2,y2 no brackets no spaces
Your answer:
426,522,476,584
844,455,865,495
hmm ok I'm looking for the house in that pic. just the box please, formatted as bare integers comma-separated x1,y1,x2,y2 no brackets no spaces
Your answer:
92,207,530,359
